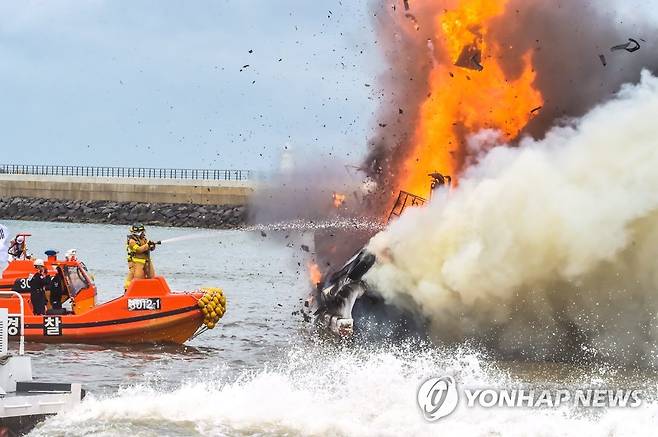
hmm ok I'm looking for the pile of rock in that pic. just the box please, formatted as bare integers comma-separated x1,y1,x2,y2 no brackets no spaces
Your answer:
0,197,248,229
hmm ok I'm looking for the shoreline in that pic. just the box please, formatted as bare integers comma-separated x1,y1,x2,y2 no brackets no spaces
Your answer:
0,196,248,229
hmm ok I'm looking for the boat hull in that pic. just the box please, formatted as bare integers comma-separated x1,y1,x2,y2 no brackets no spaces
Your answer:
1,276,207,345
18,305,204,344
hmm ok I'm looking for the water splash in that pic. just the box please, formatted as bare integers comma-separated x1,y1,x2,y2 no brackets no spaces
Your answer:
239,218,385,233
157,218,384,246
29,341,657,437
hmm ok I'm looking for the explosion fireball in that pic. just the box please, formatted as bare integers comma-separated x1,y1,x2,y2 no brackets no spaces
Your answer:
395,0,543,198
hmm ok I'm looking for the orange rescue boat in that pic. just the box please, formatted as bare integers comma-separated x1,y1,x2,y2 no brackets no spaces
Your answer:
0,242,226,344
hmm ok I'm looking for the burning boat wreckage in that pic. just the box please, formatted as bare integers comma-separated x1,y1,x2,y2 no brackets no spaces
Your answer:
304,173,451,338
295,0,658,345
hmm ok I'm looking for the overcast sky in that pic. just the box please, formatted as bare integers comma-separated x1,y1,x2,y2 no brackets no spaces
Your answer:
4,1,654,173
0,0,383,171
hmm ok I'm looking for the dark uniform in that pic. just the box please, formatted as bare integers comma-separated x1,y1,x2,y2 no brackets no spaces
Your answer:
29,272,48,315
48,271,65,310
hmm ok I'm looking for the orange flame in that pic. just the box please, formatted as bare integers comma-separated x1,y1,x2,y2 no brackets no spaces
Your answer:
308,262,322,286
332,192,347,208
398,0,543,198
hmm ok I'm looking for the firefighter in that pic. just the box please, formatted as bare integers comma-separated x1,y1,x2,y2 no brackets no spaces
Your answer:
29,259,48,315
125,224,158,289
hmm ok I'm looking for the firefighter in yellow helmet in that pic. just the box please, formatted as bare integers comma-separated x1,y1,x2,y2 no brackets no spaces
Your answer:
124,224,159,290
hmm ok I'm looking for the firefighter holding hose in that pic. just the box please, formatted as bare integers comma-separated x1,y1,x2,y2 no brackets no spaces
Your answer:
124,223,160,289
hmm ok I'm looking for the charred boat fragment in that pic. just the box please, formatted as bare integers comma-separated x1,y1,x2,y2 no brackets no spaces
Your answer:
306,249,375,337
307,172,451,338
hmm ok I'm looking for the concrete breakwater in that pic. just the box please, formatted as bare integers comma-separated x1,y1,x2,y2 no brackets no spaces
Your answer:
0,174,253,205
0,196,248,229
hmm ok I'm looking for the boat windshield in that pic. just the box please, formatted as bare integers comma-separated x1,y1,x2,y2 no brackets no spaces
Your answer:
64,266,90,298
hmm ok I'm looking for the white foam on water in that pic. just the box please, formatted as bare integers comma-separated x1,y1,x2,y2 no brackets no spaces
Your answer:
29,342,658,437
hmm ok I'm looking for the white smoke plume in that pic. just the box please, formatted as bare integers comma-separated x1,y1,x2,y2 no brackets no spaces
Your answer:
366,71,658,366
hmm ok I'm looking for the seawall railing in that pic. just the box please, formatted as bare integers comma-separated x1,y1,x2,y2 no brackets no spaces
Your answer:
0,164,252,181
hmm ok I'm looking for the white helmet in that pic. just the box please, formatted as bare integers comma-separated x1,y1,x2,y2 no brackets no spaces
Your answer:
34,259,45,267
16,236,25,243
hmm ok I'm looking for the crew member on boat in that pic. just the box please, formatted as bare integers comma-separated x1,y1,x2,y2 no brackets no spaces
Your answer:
125,224,157,289
29,259,49,315
8,235,27,260
48,266,66,311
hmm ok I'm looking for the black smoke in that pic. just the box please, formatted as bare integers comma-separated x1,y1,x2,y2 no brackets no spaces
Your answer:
488,0,658,138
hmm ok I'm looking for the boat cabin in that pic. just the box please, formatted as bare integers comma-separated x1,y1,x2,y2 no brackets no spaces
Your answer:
0,235,97,316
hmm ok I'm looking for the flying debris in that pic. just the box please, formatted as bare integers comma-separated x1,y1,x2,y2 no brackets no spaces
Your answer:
471,55,484,71
404,13,420,31
599,54,607,66
610,38,641,53
426,39,439,66
530,106,543,114
455,43,484,71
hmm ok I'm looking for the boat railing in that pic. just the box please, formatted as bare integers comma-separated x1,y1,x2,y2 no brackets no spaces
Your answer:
0,291,25,355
